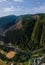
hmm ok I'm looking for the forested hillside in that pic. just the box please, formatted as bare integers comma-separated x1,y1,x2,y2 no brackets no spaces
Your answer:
0,14,45,65
0,15,17,34
0,14,45,52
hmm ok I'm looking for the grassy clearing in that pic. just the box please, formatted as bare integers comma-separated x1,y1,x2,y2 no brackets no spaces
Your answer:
0,49,7,55
0,59,6,65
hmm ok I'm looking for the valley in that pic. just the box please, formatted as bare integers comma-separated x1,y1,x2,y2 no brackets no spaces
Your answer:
0,13,45,65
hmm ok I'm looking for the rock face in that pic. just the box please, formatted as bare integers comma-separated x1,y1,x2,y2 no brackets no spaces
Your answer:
1,20,22,36
0,41,4,45
42,63,45,65
32,15,39,19
15,20,22,29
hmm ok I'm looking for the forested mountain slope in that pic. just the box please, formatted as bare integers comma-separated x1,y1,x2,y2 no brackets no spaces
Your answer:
0,14,45,52
0,15,17,34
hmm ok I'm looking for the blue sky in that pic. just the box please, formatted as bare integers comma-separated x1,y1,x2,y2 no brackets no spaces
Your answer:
0,0,45,17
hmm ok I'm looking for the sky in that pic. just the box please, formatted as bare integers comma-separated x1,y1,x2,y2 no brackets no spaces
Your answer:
0,0,45,17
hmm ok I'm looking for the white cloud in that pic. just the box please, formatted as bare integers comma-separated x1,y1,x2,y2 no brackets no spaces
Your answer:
25,5,45,14
33,5,45,13
3,6,14,12
2,6,23,12
14,0,23,2
0,0,6,2
1,4,45,14
0,4,45,16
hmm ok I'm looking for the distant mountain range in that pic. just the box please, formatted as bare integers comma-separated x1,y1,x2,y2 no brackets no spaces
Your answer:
0,14,45,51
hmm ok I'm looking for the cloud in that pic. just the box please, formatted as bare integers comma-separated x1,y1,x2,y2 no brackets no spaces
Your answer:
0,0,6,2
13,0,23,2
2,6,23,12
3,7,14,12
1,5,45,15
25,4,45,14
0,3,45,16
33,5,45,13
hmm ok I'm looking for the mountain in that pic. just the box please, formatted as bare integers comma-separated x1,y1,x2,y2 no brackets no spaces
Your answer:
0,14,45,52
0,15,17,34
